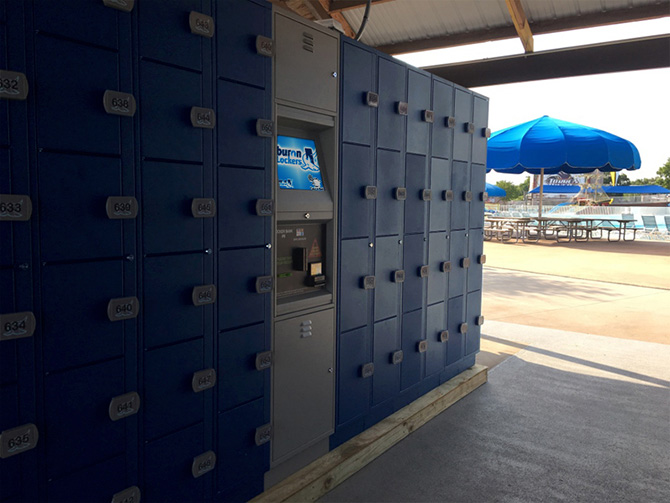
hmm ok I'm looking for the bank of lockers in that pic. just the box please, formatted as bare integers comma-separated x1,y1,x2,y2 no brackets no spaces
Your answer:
0,2,486,501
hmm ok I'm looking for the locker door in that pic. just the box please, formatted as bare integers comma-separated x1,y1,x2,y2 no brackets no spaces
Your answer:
427,232,448,305
468,228,485,293
432,79,454,160
375,149,404,237
47,456,126,503
342,42,374,146
139,0,203,71
449,230,467,299
473,96,489,165
38,153,123,262
44,359,126,481
218,247,269,331
218,323,267,412
219,167,268,249
374,236,402,322
143,254,207,349
42,261,124,372
404,154,428,235
0,150,12,266
451,161,471,231
400,309,424,390
430,158,451,232
144,423,206,503
140,61,203,162
142,161,205,254
402,233,425,313
447,296,465,365
469,163,486,230
218,80,268,168
217,398,268,498
406,70,431,155
339,238,371,333
341,143,373,239
0,270,17,386
217,0,270,88
466,290,483,356
0,383,21,501
144,339,205,441
337,326,371,425
453,88,473,162
35,36,120,154
377,58,406,151
425,302,446,376
372,317,400,406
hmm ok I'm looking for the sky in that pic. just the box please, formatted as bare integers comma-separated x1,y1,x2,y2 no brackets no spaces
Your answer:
396,18,670,184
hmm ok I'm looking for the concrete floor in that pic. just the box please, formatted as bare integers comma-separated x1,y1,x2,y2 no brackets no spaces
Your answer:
319,239,670,502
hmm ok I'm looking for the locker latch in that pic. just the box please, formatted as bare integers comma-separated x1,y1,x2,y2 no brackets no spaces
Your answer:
255,424,272,446
364,186,377,199
483,127,491,138
443,190,454,201
393,270,405,283
106,196,138,220
459,323,468,334
481,192,488,201
463,191,473,202
108,392,141,421
476,315,485,326
0,423,39,459
478,254,486,265
256,276,273,294
464,122,475,134
445,116,456,128
191,198,216,218
103,0,135,12
103,90,136,117
256,36,275,57
107,297,140,322
190,107,216,129
192,285,217,306
189,12,215,38
0,194,32,221
391,350,404,365
256,119,275,137
255,351,272,371
441,261,451,273
192,369,217,392
419,265,429,278
360,362,374,378
422,189,432,201
0,70,29,100
396,101,408,116
417,340,427,353
256,199,274,216
191,451,216,478
111,487,141,503
362,276,376,290
394,187,407,200
423,110,434,123
366,92,379,107
461,258,470,269
439,330,449,343
0,311,36,341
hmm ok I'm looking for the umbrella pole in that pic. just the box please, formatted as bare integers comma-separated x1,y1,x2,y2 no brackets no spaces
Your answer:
538,168,544,218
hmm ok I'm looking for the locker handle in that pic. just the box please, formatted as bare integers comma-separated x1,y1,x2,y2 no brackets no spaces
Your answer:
394,187,407,200
443,190,454,202
445,116,456,128
439,330,449,343
419,265,429,278
106,196,138,220
366,91,379,107
192,369,216,392
103,90,136,117
393,270,405,283
0,70,29,100
0,194,32,221
192,451,216,478
463,191,473,202
460,323,468,334
478,254,486,265
191,198,216,218
0,312,36,341
417,340,427,353
396,101,408,115
461,258,470,269
190,107,215,129
256,36,274,57
360,363,374,378
483,127,491,138
256,276,273,294
464,122,475,134
0,423,39,459
362,276,376,290
441,261,451,273
255,424,272,446
481,192,488,201
189,11,214,38
103,0,134,12
476,315,485,326
391,350,404,365
422,189,432,201
423,110,434,123
111,487,141,503
108,392,140,421
364,186,377,199
256,351,272,371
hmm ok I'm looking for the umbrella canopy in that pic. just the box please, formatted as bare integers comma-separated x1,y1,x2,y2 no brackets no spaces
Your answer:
485,182,506,198
487,115,641,175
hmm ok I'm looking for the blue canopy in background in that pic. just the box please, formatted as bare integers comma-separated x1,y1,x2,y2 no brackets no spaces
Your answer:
485,182,506,198
528,184,670,195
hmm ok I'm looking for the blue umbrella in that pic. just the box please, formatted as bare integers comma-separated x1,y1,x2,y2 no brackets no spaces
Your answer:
485,182,506,198
487,115,641,216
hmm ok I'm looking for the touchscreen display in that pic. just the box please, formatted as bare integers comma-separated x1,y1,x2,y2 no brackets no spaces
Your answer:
277,136,325,191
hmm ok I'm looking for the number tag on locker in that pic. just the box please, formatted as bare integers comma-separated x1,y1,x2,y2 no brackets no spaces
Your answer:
0,423,39,459
103,90,136,117
111,486,141,503
191,198,216,218
192,369,216,393
107,297,140,321
0,70,29,100
109,392,140,421
106,197,138,219
0,194,32,221
192,285,216,306
191,451,216,478
1,312,36,341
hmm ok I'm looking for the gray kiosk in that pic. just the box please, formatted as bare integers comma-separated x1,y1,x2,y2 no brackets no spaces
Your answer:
268,9,340,482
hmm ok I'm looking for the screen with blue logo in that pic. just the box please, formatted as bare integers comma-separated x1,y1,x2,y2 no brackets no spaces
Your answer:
277,136,325,191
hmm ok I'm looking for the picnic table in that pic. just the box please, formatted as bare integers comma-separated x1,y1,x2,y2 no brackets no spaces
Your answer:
484,216,536,242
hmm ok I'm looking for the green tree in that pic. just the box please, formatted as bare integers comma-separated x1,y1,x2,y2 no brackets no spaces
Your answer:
616,173,631,186
656,157,670,189
518,176,530,194
495,180,522,201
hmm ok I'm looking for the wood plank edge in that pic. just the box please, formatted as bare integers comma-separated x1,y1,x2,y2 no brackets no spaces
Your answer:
251,364,488,502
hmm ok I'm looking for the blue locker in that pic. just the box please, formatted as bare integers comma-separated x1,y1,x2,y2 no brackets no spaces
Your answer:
0,269,17,385
142,161,205,254
217,0,270,88
473,95,489,165
339,238,371,332
449,230,467,299
469,163,486,229
400,309,424,390
219,167,267,249
33,0,118,49
44,359,126,480
38,152,123,262
0,384,20,501
217,79,267,168
451,160,471,230
452,88,473,162
374,236,402,321
372,317,400,406
42,261,124,372
407,70,431,155
140,61,203,162
447,296,465,365
218,247,268,331
429,158,451,232
217,398,268,494
337,327,371,425
144,339,205,441
47,456,126,503
342,42,375,146
431,79,454,160
427,232,448,305
468,228,485,293
341,143,373,239
402,233,425,313
218,323,266,412
0,150,12,266
466,290,483,356
35,36,119,154
377,58,406,151
0,24,7,147
144,423,206,503
375,149,404,237
425,302,446,376
143,254,207,349
404,154,428,234
139,0,203,71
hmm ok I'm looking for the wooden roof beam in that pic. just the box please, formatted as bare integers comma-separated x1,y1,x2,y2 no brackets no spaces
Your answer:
319,0,357,38
505,0,534,53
